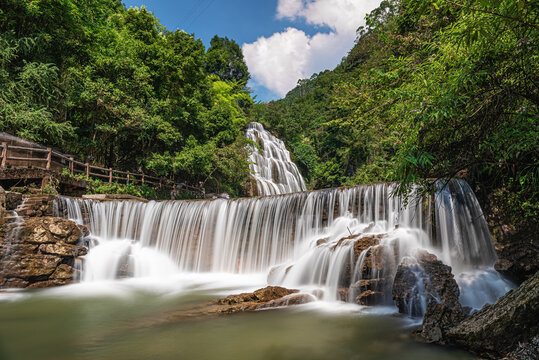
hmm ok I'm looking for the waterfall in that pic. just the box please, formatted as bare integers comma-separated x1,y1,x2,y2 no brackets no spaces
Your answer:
246,122,307,195
54,179,510,308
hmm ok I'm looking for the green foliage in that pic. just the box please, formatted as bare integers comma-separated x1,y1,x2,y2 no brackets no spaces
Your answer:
205,35,250,83
60,168,164,199
256,0,537,228
0,1,254,196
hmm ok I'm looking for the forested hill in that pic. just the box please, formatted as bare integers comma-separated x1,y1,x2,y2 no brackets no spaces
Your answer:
254,0,538,229
1,0,253,196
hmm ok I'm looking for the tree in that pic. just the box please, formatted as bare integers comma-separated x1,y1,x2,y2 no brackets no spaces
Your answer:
205,35,250,83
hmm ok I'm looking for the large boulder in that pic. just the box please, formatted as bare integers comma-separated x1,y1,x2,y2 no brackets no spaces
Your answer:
447,271,539,358
392,250,465,344
0,216,87,289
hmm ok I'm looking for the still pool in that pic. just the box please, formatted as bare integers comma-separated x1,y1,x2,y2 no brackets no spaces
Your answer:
0,278,474,360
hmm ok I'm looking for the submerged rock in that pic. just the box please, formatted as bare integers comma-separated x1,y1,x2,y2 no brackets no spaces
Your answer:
259,293,316,308
213,286,314,314
217,286,300,312
217,286,315,312
392,250,465,344
447,271,539,358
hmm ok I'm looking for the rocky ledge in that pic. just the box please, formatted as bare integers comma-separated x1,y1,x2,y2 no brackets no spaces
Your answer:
448,271,538,359
0,216,88,289
391,248,538,358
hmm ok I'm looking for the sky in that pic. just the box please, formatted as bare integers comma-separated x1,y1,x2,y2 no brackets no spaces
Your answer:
122,0,382,102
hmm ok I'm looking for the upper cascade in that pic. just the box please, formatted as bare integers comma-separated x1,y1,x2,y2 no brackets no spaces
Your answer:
245,122,307,196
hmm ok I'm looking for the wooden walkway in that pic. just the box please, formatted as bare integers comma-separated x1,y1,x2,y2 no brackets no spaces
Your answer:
0,141,171,189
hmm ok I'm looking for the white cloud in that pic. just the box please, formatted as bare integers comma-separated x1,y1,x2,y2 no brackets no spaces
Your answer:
243,0,381,98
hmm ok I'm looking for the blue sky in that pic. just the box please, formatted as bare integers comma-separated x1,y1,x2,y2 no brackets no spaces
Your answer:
122,0,381,102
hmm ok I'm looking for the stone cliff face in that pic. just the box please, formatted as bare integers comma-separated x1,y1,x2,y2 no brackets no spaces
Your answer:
0,194,88,289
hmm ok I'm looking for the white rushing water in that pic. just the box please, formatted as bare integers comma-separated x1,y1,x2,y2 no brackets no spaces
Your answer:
53,179,512,310
246,122,307,195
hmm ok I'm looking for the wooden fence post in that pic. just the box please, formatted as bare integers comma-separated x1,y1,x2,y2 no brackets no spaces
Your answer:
69,157,74,173
46,148,52,170
141,173,145,184
85,163,90,179
159,177,162,189
109,168,113,184
1,142,7,169
127,171,130,184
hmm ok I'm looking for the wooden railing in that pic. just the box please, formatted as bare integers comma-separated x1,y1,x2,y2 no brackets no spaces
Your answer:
0,142,173,189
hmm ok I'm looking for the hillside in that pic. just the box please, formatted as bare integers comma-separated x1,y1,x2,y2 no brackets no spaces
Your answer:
1,0,253,196
254,0,538,231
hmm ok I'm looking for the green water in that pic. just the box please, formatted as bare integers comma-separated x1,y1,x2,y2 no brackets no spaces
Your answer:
0,290,474,360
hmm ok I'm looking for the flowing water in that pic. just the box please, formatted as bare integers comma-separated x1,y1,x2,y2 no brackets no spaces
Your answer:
246,122,307,195
51,179,511,309
0,126,514,359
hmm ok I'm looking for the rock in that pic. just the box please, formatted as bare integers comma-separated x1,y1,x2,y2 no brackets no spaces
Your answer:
494,228,538,284
338,287,349,301
0,186,5,224
0,186,5,207
77,224,90,238
22,217,81,244
392,256,429,316
447,271,539,358
5,192,22,210
502,336,538,360
351,237,395,306
214,286,306,314
261,293,316,308
353,234,383,259
356,290,383,305
218,286,298,306
1,255,62,278
420,302,467,344
27,279,71,289
51,264,75,280
0,277,29,288
316,237,328,246
351,279,390,305
0,216,88,289
39,243,86,257
125,287,312,329
392,251,465,344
